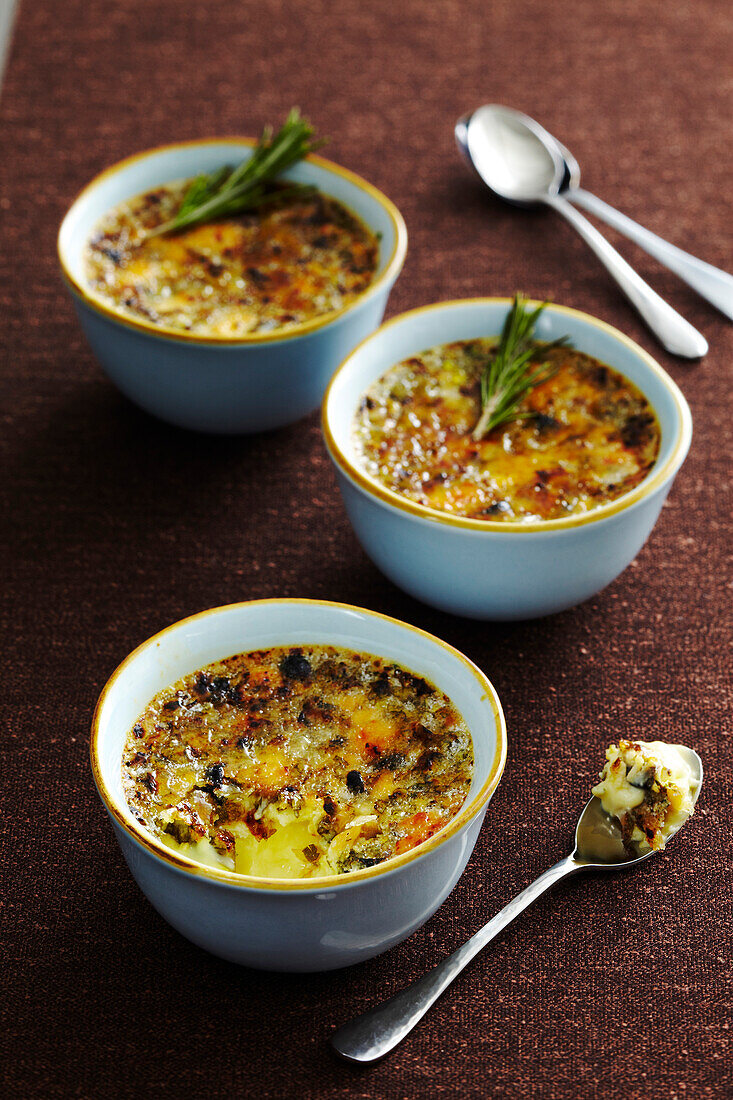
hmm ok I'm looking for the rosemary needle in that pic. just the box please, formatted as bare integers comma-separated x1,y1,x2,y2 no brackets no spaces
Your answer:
472,295,571,441
147,108,326,237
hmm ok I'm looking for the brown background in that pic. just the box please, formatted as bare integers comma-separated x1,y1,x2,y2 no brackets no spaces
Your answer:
2,1,732,1097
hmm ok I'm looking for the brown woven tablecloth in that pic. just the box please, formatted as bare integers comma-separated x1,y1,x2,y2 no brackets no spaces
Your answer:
2,1,732,1097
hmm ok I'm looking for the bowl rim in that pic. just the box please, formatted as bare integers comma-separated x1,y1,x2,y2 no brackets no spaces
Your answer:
91,598,507,892
58,139,408,347
322,297,693,534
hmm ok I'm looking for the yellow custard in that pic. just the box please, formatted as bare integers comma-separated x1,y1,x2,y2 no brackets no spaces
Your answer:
85,183,379,337
352,339,660,523
122,645,473,879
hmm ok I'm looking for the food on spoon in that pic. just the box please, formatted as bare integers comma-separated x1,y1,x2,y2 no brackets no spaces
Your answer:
122,645,473,879
592,740,698,852
83,110,379,337
352,296,660,523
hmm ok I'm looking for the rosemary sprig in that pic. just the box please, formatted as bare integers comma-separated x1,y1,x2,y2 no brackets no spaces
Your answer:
472,295,571,441
147,108,326,237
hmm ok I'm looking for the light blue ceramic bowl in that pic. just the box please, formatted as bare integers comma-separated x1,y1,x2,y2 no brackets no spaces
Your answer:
58,142,407,433
323,299,693,620
91,600,506,972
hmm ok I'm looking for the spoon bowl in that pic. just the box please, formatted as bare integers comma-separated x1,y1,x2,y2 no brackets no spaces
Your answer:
456,104,564,206
574,745,703,866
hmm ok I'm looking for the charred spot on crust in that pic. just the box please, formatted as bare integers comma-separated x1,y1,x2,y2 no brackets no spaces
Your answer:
279,650,312,682
243,810,273,840
297,696,337,726
484,500,511,516
417,749,442,771
132,723,145,739
215,829,235,852
323,795,337,816
206,763,225,789
620,413,654,449
533,412,560,433
164,818,193,845
316,659,361,690
413,723,438,745
423,472,448,493
393,668,433,697
346,770,365,794
195,673,242,705
370,671,391,698
378,752,405,772
162,698,180,712
304,197,331,225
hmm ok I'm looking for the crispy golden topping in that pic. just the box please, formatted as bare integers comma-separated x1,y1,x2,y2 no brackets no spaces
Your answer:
122,645,473,878
85,183,379,336
353,339,661,522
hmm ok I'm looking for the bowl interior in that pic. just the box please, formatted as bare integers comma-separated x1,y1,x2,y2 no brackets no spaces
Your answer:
94,600,505,870
60,143,402,296
326,299,690,486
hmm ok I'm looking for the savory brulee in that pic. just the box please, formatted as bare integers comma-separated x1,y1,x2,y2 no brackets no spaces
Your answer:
122,645,473,879
84,185,379,337
592,740,698,852
352,335,661,524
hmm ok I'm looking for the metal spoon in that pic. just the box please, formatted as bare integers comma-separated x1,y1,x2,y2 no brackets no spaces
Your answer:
555,135,733,322
331,746,702,1064
455,105,708,359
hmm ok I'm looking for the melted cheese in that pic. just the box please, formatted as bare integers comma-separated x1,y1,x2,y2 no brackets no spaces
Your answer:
592,740,698,851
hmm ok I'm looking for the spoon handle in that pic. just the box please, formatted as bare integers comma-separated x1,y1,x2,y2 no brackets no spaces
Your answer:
330,855,578,1064
543,194,708,359
568,188,733,322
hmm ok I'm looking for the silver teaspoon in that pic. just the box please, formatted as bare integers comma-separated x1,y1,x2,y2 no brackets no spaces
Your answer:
331,746,702,1065
555,135,733,322
455,104,708,359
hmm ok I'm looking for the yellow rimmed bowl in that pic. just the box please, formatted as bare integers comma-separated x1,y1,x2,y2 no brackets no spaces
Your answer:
322,298,692,620
91,599,506,971
59,142,407,434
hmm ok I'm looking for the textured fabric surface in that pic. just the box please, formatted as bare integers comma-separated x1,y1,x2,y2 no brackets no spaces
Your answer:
2,1,732,1097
